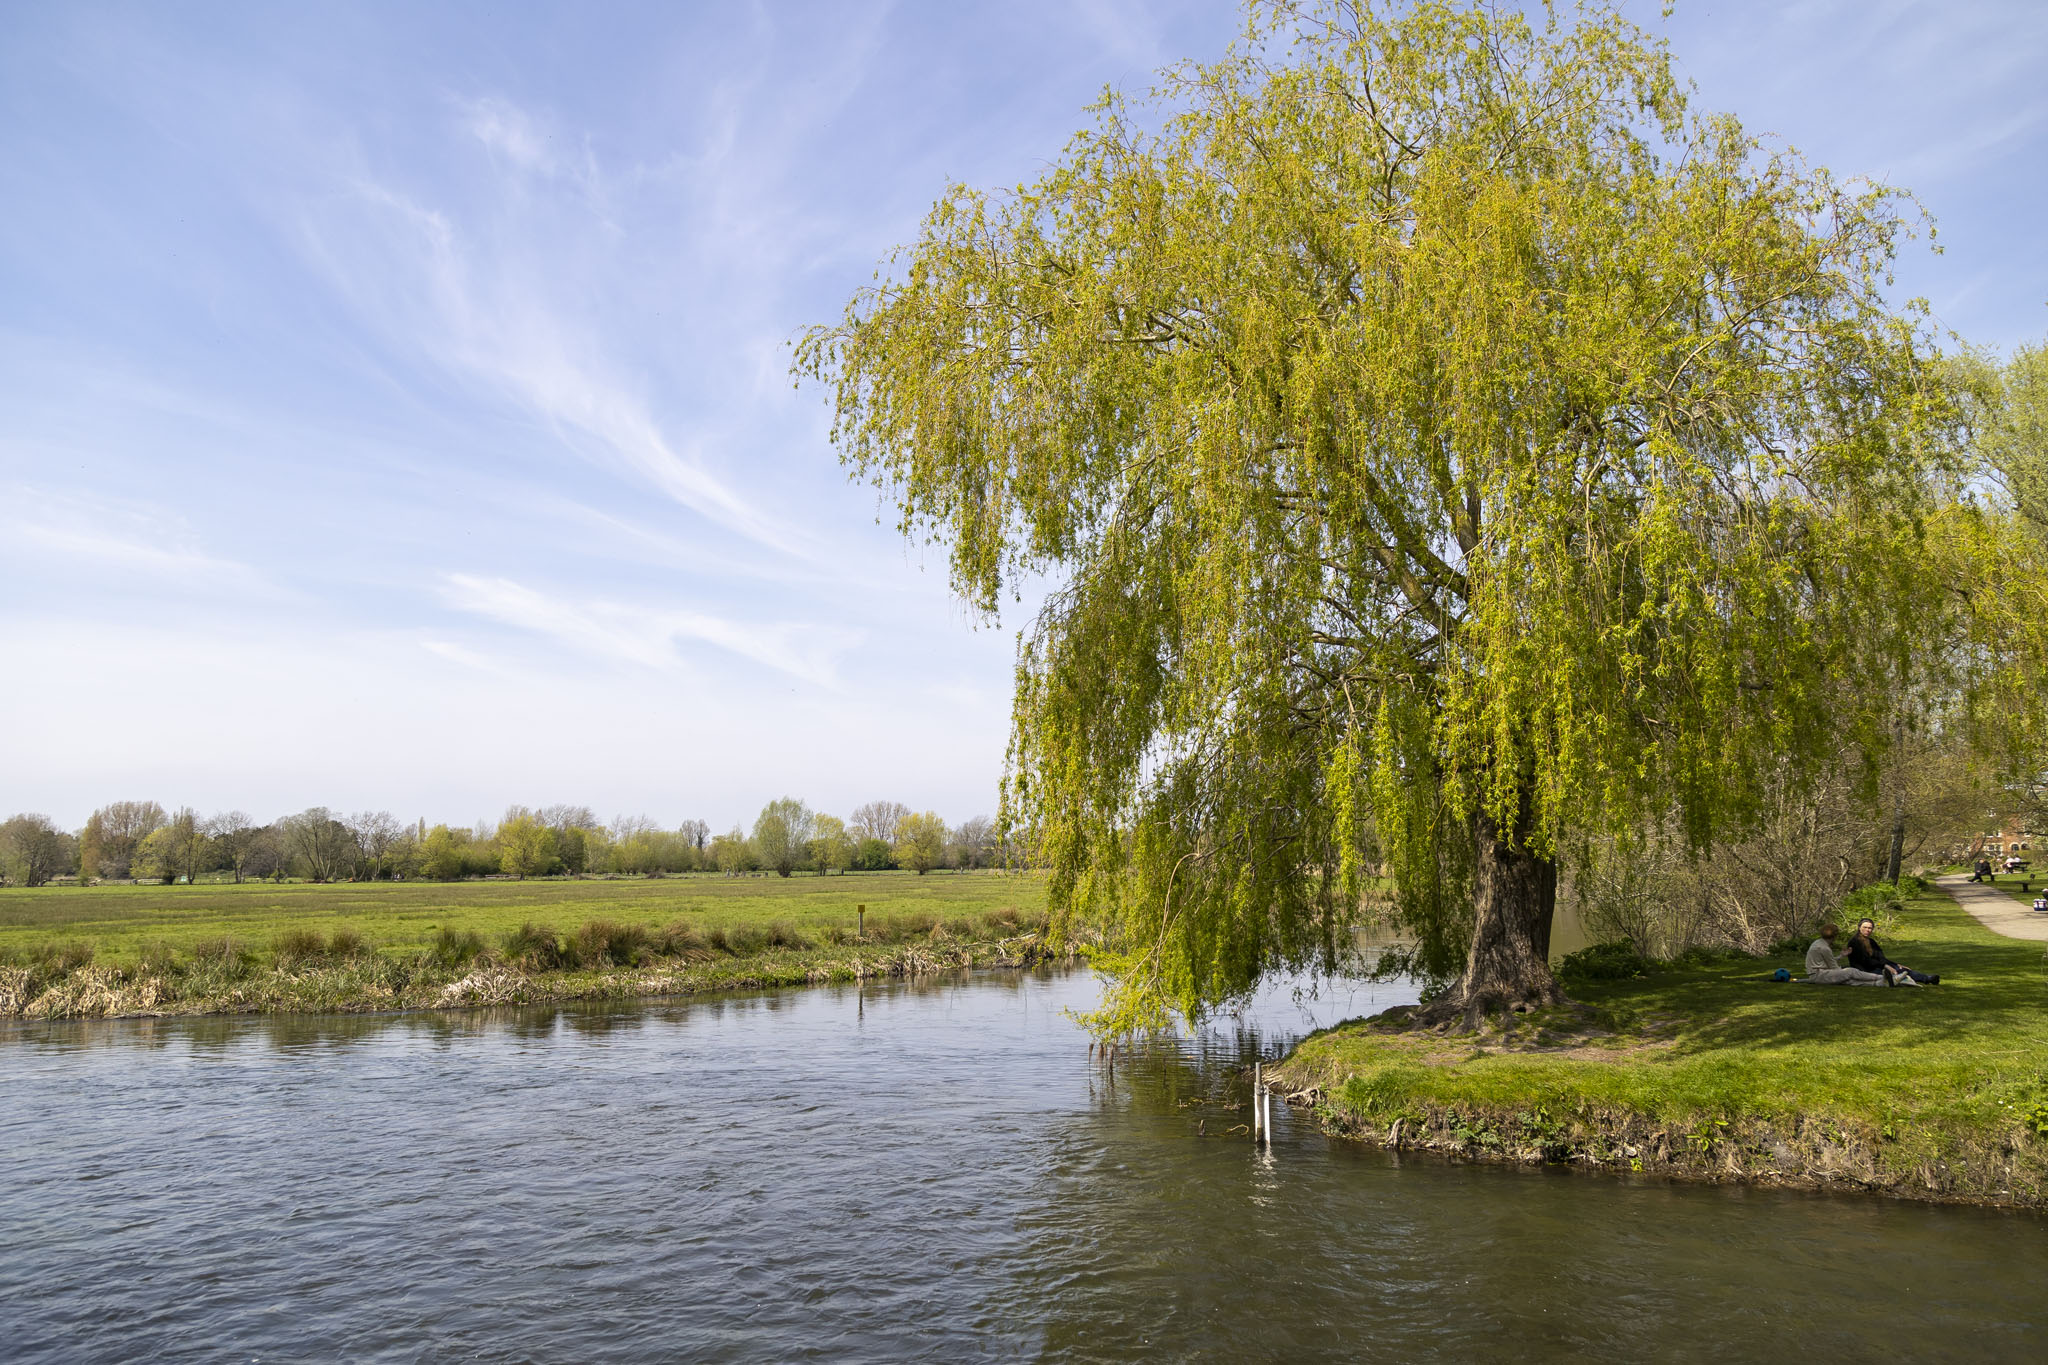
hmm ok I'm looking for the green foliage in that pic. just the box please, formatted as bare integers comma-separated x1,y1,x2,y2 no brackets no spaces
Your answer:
893,812,947,875
1558,940,1653,983
497,815,558,880
799,0,2001,1031
569,920,649,968
420,825,466,881
753,798,815,878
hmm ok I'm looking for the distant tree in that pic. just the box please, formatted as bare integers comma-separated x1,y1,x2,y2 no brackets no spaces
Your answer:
949,816,997,870
850,801,910,847
420,824,466,881
80,800,166,880
753,797,816,877
811,814,851,875
383,821,425,881
852,836,894,871
348,811,404,880
894,811,948,876
677,819,711,853
711,827,756,875
538,804,598,832
206,811,262,884
282,808,355,882
556,826,590,875
498,813,558,879
134,807,206,884
244,825,289,881
0,814,73,886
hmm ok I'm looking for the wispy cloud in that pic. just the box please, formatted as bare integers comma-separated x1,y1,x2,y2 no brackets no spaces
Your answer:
441,572,858,686
295,157,811,561
456,95,560,176
7,484,274,591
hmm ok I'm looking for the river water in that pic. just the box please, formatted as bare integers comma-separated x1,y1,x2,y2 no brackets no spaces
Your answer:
3,967,2043,1362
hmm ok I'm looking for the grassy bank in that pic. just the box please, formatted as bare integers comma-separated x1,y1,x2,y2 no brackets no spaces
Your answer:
1274,888,2048,1208
0,873,1056,1020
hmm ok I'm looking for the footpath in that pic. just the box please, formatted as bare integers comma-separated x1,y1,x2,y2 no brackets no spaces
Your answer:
1935,872,2048,941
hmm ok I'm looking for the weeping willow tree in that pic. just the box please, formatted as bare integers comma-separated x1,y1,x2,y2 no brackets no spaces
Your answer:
797,0,1988,1030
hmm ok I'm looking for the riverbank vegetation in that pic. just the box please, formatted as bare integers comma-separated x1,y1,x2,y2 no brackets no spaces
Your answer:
1274,886,2048,1208
0,873,1056,1021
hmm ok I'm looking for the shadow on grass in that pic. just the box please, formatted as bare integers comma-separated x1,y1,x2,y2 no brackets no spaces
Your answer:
1570,894,2048,1060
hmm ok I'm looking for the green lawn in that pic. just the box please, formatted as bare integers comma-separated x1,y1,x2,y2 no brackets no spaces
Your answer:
0,871,1047,966
1984,871,2048,904
1278,887,2048,1205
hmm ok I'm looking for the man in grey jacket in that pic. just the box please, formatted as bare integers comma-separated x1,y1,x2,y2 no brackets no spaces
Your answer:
1804,924,1885,985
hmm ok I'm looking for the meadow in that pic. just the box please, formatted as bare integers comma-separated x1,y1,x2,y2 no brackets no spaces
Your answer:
0,872,1056,1021
0,870,1047,965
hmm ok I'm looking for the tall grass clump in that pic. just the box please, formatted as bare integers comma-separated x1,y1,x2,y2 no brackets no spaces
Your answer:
873,913,936,944
653,922,708,960
570,920,649,968
426,927,486,969
327,927,372,960
189,937,257,979
764,921,812,950
273,928,329,967
501,922,566,971
31,941,96,974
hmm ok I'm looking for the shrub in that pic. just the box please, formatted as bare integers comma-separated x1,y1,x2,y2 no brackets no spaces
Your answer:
1558,939,1652,982
501,922,565,970
427,926,486,969
723,925,769,956
570,920,648,968
874,912,935,944
653,922,708,959
190,937,257,978
274,928,328,967
138,941,179,977
764,921,811,950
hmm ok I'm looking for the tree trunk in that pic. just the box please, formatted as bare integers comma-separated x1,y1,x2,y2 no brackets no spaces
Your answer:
1417,804,1565,1029
1885,716,1907,885
1886,797,1906,887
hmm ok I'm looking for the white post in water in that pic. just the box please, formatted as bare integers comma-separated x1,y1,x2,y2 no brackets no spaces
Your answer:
1253,1061,1263,1143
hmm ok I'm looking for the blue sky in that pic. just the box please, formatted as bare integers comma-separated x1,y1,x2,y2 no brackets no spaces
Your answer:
4,1,2044,832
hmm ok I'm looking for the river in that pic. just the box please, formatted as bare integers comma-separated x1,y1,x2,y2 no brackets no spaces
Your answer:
3,967,2042,1361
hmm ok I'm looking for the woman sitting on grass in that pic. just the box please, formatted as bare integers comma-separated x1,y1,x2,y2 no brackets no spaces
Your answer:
1804,924,1886,986
1845,917,1937,986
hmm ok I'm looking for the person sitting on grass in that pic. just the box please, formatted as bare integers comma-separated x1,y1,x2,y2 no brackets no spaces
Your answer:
2033,893,2047,914
1804,924,1886,986
1844,917,1937,986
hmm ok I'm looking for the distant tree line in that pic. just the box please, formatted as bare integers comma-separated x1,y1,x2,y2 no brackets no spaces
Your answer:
0,797,1012,886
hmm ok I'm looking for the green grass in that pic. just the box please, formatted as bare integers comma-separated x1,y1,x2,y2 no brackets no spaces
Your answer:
0,872,1059,1021
1983,871,2048,904
0,871,1047,966
1278,888,2048,1205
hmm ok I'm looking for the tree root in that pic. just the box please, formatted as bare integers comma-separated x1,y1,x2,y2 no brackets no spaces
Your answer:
1408,978,1568,1034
